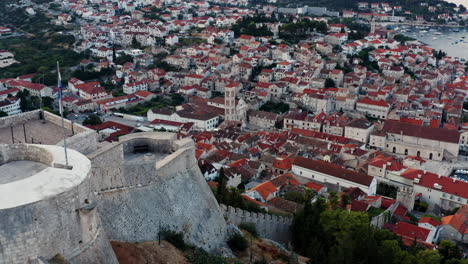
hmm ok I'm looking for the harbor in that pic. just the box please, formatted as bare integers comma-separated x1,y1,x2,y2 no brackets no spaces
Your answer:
390,25,468,59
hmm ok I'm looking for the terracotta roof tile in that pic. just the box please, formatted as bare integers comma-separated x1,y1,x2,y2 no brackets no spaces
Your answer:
293,157,374,187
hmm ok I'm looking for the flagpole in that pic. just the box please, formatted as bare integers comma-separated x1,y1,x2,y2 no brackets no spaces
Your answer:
58,61,69,167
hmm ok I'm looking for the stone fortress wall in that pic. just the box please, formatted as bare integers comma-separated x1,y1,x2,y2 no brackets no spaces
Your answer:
0,110,40,128
0,144,117,264
87,133,227,251
0,111,229,262
370,201,399,228
220,205,293,244
42,111,98,155
0,110,98,155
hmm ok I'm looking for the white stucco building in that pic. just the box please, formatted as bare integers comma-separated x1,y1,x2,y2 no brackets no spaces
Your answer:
292,156,377,194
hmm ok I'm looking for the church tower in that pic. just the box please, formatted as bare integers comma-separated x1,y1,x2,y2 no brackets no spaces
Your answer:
225,84,236,121
370,16,376,34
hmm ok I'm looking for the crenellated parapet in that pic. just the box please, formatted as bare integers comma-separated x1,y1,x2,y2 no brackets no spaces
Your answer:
220,204,293,244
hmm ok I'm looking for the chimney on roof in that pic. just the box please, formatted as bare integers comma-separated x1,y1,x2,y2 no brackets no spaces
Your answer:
423,170,426,174
453,178,457,183
438,174,441,179
417,174,422,178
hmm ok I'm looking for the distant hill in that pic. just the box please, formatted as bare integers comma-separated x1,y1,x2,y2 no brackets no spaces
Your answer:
271,0,464,14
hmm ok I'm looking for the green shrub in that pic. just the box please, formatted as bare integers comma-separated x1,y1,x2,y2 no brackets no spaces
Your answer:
49,254,69,264
253,258,268,264
161,229,187,250
239,223,258,238
82,114,102,126
186,247,227,264
414,201,428,213
406,212,419,224
227,233,248,252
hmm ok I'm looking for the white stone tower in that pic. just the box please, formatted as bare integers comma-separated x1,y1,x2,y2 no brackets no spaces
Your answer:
225,84,236,121
370,16,376,34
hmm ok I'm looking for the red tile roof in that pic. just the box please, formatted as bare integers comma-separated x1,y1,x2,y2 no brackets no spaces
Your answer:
228,158,248,169
305,182,324,192
0,87,19,96
270,173,300,187
383,120,460,144
390,221,431,242
134,90,155,98
239,34,254,40
351,200,370,212
442,213,468,234
393,204,408,217
195,149,205,160
399,117,423,126
368,159,406,172
402,169,468,198
273,157,293,170
419,217,441,227
86,121,133,142
249,181,277,201
380,197,396,210
241,194,268,207
76,82,106,95
151,119,184,127
293,156,374,187
357,96,390,107
8,80,47,91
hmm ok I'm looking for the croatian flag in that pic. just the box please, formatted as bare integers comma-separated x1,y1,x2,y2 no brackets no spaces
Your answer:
57,62,63,115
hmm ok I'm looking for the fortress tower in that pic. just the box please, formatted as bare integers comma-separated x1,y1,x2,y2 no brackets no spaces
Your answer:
88,133,227,250
225,83,237,121
0,110,228,262
0,144,117,264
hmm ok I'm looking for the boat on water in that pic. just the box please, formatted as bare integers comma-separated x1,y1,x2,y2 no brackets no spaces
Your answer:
420,30,428,33
453,29,460,32
433,37,438,40
434,32,442,35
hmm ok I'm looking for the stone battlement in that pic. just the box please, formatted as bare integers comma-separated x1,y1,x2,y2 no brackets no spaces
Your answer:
0,131,228,263
221,205,293,224
88,132,226,251
220,204,292,244
0,110,97,155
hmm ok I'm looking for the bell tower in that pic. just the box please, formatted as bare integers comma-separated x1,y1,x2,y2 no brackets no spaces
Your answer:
370,16,376,34
225,84,236,121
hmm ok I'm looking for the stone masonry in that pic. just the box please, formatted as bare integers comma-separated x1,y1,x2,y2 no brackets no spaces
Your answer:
220,204,292,244
87,132,227,251
0,144,117,264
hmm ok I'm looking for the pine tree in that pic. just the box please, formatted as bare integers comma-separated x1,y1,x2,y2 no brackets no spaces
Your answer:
216,168,227,204
112,45,116,62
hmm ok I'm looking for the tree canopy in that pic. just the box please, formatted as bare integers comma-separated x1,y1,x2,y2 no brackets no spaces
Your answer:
291,198,467,264
82,114,102,126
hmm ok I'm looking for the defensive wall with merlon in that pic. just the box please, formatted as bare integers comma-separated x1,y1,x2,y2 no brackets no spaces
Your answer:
0,110,97,155
220,205,292,244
